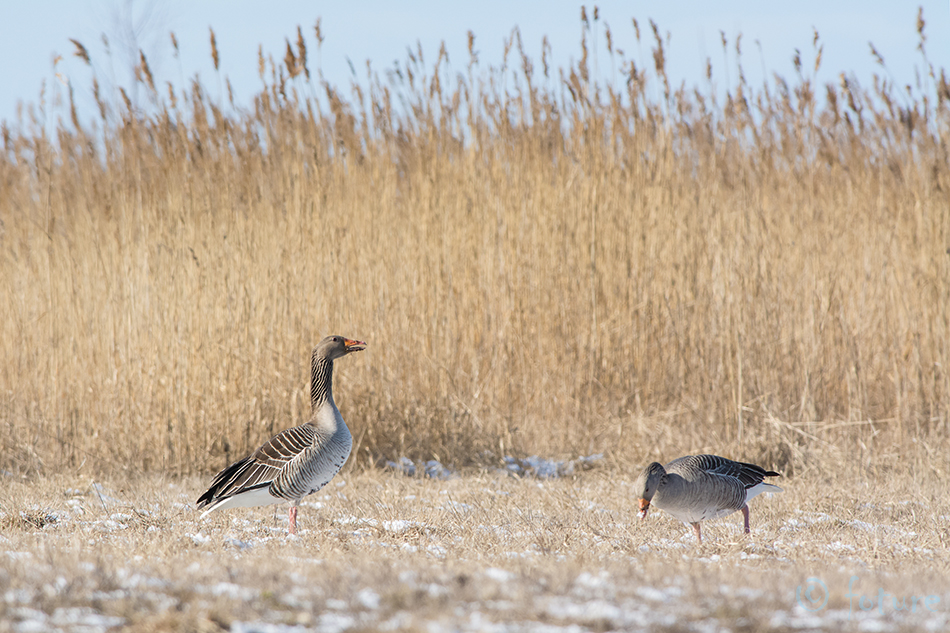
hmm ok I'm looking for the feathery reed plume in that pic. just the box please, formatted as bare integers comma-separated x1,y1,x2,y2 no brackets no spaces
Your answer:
825,83,839,125
69,39,90,65
502,30,514,69
284,40,298,78
467,30,477,66
869,43,885,67
210,28,219,71
541,36,551,78
296,26,309,80
314,18,323,46
170,31,179,57
166,82,177,109
650,19,669,102
67,81,80,130
138,50,156,93
92,76,106,120
735,33,746,86
118,86,132,114
938,69,950,104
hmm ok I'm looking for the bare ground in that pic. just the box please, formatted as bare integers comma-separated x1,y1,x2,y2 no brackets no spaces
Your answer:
2,466,948,632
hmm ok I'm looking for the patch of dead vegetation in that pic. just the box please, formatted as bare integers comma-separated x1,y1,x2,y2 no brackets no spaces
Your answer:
0,469,948,631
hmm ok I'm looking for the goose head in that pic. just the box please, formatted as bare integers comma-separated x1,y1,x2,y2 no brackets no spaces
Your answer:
633,462,667,519
316,335,367,361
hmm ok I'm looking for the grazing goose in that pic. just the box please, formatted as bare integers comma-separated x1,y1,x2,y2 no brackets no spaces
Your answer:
634,454,782,542
197,336,366,534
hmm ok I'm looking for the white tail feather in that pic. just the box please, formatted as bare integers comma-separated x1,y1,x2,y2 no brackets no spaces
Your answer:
199,486,282,519
744,482,783,504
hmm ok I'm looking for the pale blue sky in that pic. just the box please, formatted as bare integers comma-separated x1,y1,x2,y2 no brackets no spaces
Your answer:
1,1,948,127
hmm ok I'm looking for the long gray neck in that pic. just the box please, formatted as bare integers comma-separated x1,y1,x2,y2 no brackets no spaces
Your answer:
310,353,335,411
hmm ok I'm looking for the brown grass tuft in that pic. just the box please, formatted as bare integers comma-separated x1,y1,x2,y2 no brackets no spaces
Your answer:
0,509,58,530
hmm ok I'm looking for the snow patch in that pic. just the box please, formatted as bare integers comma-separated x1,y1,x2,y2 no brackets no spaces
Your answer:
385,457,416,477
384,457,454,479
356,588,380,610
483,567,513,583
503,454,604,478
545,598,622,624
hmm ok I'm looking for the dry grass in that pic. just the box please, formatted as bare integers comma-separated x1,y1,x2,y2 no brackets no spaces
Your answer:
1,469,949,632
0,13,948,482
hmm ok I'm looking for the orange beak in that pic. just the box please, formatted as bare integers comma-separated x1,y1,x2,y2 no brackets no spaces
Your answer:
637,498,650,519
344,338,367,352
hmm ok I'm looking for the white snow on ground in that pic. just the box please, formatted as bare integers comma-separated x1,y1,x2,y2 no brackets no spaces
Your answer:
9,606,125,632
385,457,417,476
385,454,605,479
384,457,454,479
483,568,514,583
502,454,604,478
381,520,412,533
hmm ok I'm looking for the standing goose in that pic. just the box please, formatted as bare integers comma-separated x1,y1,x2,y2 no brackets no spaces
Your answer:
197,336,366,535
634,454,782,542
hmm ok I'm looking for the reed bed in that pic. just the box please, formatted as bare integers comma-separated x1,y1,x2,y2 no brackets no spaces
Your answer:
0,10,948,479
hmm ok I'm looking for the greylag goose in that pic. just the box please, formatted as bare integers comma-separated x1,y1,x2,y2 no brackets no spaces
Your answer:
197,336,365,534
634,454,782,542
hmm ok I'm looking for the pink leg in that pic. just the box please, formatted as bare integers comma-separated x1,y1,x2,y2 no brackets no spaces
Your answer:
741,504,750,534
692,522,702,543
288,505,298,535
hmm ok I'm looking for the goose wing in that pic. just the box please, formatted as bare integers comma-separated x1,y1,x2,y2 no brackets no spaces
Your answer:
197,423,316,508
665,454,778,488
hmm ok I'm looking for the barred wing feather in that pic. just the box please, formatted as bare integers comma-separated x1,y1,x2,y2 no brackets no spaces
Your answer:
665,454,780,489
196,424,316,508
